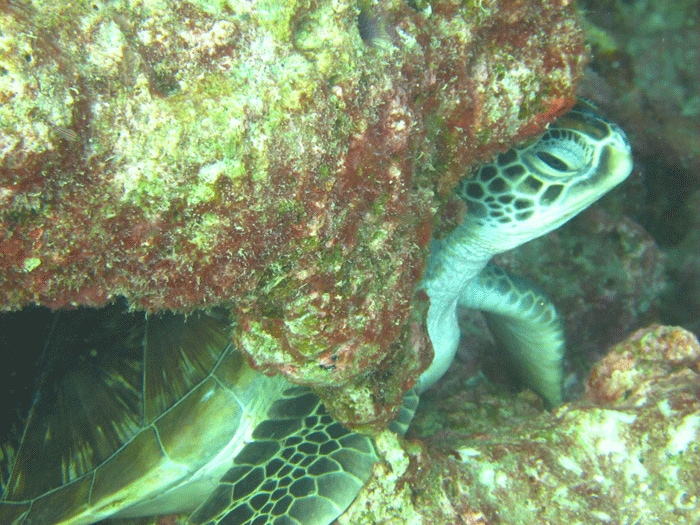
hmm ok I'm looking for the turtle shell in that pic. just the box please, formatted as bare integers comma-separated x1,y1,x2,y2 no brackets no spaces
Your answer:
0,301,289,524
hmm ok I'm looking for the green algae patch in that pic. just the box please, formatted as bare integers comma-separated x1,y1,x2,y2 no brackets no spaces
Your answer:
22,257,42,273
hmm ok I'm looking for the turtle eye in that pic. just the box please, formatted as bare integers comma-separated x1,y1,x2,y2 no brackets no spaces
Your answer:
529,134,590,176
535,151,570,172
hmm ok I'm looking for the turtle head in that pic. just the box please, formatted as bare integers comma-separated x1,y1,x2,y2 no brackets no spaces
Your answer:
457,99,633,254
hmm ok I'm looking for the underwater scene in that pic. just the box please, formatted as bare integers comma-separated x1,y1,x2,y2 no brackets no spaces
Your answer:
0,1,698,524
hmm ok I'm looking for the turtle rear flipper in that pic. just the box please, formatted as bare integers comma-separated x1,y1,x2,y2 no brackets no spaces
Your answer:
188,387,377,525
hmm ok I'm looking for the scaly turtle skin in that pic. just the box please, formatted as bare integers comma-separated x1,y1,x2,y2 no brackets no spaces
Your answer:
0,100,632,524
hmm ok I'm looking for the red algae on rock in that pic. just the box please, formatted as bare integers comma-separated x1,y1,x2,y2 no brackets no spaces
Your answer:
587,324,700,405
1,0,586,423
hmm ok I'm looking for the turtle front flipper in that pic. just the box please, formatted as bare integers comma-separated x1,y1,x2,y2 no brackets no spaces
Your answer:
459,264,565,408
188,386,377,525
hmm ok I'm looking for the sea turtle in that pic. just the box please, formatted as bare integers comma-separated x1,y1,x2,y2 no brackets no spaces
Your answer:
0,99,632,525
416,98,633,405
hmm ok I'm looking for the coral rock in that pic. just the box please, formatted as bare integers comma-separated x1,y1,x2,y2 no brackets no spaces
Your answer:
0,0,586,423
587,324,700,405
343,325,700,523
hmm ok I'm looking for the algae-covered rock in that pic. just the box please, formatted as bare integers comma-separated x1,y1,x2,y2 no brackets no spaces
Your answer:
341,325,700,524
0,0,586,423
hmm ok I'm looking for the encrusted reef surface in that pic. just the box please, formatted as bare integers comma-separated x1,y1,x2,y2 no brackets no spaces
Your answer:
0,0,585,423
341,325,700,524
